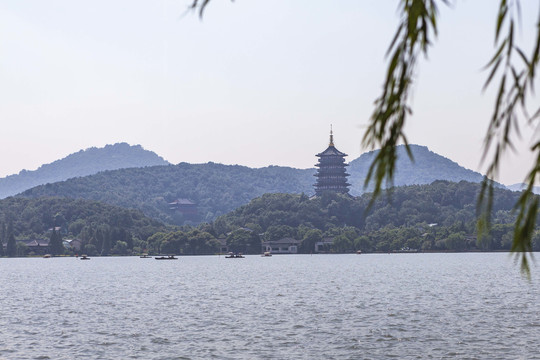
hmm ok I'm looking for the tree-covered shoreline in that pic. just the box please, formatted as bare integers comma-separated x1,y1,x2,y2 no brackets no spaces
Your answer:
2,180,537,257
0,197,169,257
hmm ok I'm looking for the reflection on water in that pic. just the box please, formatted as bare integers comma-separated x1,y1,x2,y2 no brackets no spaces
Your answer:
0,253,538,359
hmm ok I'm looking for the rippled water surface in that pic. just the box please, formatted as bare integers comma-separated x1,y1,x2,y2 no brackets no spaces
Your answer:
0,253,538,359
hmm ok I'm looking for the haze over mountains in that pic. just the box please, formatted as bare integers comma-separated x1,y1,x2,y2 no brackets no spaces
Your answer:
347,145,485,194
506,183,540,194
0,143,169,198
7,142,510,225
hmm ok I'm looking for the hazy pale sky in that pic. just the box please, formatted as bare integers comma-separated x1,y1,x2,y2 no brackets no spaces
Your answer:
1,0,538,185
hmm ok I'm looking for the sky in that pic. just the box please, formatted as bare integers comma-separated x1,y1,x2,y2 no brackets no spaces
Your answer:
0,0,538,185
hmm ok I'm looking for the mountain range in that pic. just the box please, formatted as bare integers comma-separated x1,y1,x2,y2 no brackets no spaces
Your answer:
10,143,504,225
348,145,486,193
506,183,540,194
0,143,169,199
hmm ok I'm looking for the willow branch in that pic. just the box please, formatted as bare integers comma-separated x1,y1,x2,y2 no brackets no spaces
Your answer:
479,0,540,278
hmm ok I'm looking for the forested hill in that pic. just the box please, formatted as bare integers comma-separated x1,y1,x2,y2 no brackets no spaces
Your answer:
0,197,167,243
19,163,315,225
214,181,533,252
218,180,518,232
17,144,496,226
348,145,485,193
0,143,169,199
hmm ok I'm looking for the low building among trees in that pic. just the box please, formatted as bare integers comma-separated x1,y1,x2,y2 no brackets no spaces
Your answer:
64,239,82,252
9,239,49,256
169,198,198,217
315,237,335,253
262,238,300,254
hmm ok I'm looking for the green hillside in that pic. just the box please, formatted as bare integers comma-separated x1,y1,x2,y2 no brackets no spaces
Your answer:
214,181,535,253
17,144,496,225
218,181,517,232
20,163,315,225
0,197,168,256
0,143,169,199
4,181,537,256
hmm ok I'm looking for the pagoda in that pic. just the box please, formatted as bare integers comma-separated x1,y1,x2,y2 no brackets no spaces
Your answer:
314,127,350,195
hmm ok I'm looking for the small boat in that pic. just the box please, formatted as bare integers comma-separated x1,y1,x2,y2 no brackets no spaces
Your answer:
155,255,178,260
139,254,152,258
225,252,245,258
356,250,362,255
261,251,272,257
43,254,51,258
80,255,91,260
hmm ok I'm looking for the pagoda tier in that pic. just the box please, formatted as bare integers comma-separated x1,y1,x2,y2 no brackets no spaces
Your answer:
314,129,350,195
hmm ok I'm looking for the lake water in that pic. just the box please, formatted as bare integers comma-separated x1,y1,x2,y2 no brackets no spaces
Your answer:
0,253,538,359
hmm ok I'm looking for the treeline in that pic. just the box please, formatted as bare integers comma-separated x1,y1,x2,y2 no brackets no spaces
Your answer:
141,181,539,255
2,181,537,257
208,181,538,253
0,197,168,257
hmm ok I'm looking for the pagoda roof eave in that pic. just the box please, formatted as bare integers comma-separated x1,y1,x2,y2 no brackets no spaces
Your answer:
316,145,348,157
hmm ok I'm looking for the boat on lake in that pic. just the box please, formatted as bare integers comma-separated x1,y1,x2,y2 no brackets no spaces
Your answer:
225,252,245,258
80,255,90,260
261,251,272,257
43,254,51,258
155,255,178,260
139,254,152,258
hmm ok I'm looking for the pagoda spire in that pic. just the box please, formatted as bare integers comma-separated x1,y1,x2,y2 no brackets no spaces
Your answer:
329,124,334,147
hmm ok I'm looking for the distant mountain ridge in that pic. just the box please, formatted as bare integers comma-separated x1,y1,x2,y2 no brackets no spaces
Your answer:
506,183,540,194
0,143,169,199
17,144,494,225
348,145,486,193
